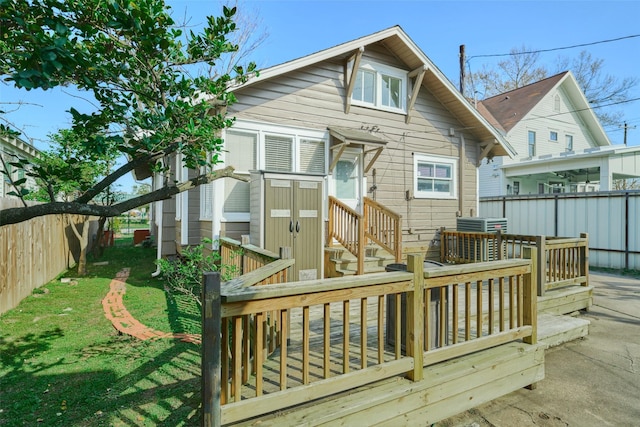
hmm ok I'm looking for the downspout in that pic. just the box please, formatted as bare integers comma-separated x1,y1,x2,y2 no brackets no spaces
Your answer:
459,133,465,216
151,200,163,277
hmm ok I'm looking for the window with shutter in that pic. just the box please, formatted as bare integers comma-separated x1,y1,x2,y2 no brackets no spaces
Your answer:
299,138,326,175
265,134,293,172
223,131,257,215
200,182,213,220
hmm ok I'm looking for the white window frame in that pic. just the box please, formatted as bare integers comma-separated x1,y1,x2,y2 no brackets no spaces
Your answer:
220,121,329,221
174,154,183,221
565,134,574,151
528,131,536,157
413,153,457,199
351,60,408,114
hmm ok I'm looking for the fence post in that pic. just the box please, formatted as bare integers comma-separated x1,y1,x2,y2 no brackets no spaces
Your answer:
535,235,546,296
522,247,537,345
202,272,222,427
439,227,446,263
580,232,589,287
496,229,503,260
406,254,424,381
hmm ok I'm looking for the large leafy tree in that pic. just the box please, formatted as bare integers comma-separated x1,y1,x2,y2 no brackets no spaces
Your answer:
0,0,256,226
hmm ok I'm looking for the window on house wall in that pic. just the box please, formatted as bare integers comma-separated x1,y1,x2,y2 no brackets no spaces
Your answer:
200,182,213,220
352,61,407,113
554,94,561,112
224,130,257,215
299,138,326,174
513,181,520,195
414,153,457,199
528,131,536,157
566,134,573,151
538,183,545,194
265,134,293,172
175,154,182,220
549,131,558,142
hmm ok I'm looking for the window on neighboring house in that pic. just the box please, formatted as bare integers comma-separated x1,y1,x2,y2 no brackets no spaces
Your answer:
566,134,573,151
414,154,457,199
513,181,520,195
554,94,561,112
352,61,407,113
549,131,558,142
528,131,536,157
224,130,257,215
538,183,545,194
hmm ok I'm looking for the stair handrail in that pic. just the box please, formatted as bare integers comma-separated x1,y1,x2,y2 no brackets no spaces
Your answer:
328,196,364,275
363,197,402,262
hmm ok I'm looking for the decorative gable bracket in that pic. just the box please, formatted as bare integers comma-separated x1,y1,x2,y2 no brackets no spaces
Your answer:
344,47,365,114
405,65,428,124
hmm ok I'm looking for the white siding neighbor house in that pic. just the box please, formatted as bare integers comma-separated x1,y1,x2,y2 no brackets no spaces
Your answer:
477,71,640,197
0,133,40,198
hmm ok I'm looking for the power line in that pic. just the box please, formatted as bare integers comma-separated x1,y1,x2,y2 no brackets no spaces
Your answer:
467,34,640,61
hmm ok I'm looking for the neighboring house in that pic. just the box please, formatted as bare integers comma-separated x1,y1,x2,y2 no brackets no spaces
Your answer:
0,132,39,198
477,71,640,196
152,26,515,279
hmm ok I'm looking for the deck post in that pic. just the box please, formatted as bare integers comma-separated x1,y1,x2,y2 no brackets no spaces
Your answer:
535,235,546,296
202,272,222,427
406,254,424,381
521,247,537,346
580,232,589,287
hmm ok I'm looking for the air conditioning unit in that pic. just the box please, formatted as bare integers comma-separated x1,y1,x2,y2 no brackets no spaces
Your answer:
456,218,508,261
456,217,508,233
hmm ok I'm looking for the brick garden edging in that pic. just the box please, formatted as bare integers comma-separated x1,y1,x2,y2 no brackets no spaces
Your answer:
102,268,201,344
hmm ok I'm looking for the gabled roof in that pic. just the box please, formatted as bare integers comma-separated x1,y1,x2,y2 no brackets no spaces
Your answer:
234,26,516,159
479,72,566,133
478,71,611,146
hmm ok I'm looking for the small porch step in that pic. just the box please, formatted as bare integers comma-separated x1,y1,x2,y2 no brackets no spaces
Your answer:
325,244,396,278
538,285,594,315
537,313,590,348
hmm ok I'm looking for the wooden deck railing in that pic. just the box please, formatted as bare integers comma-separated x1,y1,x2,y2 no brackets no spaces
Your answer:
363,197,402,263
219,237,283,280
201,253,537,425
327,196,364,274
440,230,589,296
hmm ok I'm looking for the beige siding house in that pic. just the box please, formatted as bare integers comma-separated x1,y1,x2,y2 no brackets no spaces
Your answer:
477,71,640,196
155,26,514,277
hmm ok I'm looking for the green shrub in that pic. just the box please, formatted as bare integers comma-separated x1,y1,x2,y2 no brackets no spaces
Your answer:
156,239,240,305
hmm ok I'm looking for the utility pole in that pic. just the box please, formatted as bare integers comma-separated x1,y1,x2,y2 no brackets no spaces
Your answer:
459,45,465,95
622,121,637,146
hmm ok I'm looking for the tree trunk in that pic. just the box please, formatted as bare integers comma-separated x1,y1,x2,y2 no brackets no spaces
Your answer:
92,216,107,258
71,216,91,276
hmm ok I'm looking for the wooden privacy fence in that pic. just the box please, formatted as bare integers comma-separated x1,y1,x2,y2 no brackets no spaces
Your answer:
441,230,589,296
201,253,537,425
0,205,97,314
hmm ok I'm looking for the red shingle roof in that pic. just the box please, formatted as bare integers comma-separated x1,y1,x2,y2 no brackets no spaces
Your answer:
478,72,568,133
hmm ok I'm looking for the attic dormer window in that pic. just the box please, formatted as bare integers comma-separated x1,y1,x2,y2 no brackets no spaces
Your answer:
351,61,407,113
554,94,561,112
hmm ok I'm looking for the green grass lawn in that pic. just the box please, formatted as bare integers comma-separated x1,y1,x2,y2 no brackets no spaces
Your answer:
0,242,202,426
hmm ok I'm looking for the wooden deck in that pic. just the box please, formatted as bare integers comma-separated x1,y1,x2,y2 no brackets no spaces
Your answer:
203,255,551,425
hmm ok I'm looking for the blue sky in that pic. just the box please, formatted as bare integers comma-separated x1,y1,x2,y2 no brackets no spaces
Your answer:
1,0,639,191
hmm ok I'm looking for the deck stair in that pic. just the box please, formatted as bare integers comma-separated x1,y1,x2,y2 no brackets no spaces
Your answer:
325,243,396,277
